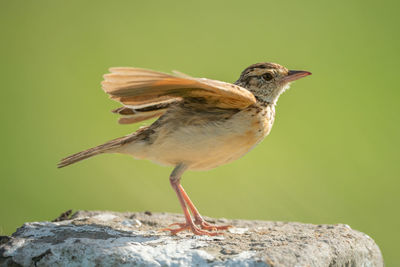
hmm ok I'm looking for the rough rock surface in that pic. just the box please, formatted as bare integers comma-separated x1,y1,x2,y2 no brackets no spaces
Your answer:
0,211,383,267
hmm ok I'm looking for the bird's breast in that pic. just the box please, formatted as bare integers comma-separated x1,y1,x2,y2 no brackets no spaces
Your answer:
124,104,275,170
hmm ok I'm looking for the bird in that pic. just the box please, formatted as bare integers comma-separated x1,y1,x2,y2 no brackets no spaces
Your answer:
58,62,311,236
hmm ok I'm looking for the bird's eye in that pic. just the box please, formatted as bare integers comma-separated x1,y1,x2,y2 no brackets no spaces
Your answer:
262,73,273,81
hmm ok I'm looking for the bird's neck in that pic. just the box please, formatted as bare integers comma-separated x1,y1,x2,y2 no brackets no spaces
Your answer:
254,95,274,107
256,83,291,106
235,81,290,106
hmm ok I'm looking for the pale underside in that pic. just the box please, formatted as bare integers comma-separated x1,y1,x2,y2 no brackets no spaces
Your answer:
116,104,275,170
101,67,274,170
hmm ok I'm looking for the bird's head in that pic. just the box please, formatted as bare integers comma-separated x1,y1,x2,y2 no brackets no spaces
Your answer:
235,62,311,105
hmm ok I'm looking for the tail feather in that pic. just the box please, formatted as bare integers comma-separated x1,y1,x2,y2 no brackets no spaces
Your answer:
57,134,136,168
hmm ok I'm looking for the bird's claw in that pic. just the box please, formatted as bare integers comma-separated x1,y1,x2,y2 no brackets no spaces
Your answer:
161,223,220,236
161,220,231,235
195,220,232,231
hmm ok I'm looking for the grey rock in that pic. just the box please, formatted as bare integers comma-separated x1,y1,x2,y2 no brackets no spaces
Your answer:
0,211,383,267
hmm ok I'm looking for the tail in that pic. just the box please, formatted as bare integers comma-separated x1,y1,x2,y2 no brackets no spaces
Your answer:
57,134,136,168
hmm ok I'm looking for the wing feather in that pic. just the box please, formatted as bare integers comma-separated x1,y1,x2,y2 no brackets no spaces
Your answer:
116,109,167,124
111,100,179,125
102,67,256,110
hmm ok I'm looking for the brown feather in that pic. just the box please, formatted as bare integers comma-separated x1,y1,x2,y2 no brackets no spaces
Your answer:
101,67,256,110
117,110,166,124
57,128,148,168
111,99,180,124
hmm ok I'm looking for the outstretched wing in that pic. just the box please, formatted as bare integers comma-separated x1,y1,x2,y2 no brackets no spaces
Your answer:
102,67,256,113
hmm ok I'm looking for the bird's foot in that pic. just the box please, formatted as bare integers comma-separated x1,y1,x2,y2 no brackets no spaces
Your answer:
194,219,232,231
161,222,221,236
161,219,231,235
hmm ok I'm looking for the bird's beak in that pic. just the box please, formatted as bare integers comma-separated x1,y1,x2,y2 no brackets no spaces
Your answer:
283,70,312,83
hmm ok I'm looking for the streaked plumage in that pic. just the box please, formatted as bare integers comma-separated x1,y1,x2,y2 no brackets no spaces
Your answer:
58,62,311,235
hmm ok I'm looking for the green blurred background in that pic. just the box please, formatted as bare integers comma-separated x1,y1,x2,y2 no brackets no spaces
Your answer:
1,0,399,264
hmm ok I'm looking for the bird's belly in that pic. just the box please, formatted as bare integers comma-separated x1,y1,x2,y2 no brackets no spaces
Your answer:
185,129,263,170
136,105,275,170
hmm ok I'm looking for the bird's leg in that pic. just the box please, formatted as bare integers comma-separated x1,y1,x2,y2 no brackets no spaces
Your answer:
178,184,232,231
161,163,219,236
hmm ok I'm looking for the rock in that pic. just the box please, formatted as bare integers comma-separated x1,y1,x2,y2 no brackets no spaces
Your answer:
0,211,383,267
